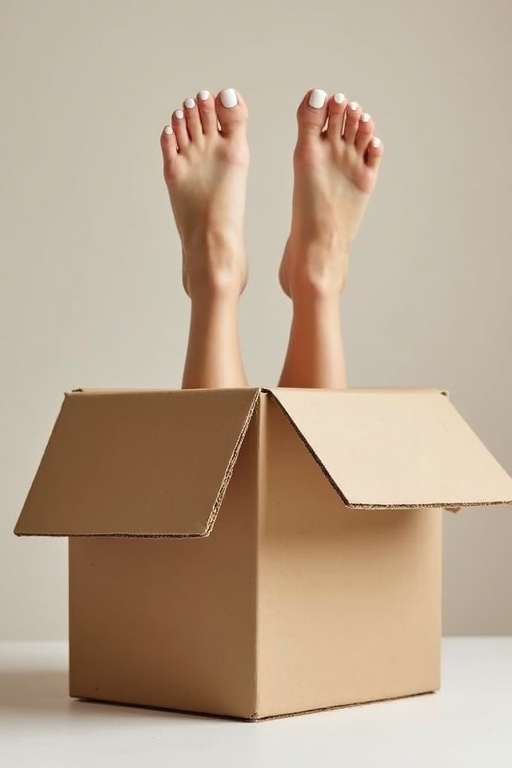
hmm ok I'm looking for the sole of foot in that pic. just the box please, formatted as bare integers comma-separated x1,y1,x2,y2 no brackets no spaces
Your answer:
279,88,384,299
161,88,250,299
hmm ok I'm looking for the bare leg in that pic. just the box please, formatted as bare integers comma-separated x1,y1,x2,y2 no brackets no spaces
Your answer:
160,88,250,388
279,89,384,388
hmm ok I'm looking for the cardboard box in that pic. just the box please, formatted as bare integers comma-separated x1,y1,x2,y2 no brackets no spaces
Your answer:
14,387,512,720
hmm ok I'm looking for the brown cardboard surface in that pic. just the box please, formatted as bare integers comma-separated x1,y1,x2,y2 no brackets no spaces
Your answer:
67,391,444,720
15,388,259,537
68,397,262,718
15,388,512,539
268,388,512,509
255,394,442,718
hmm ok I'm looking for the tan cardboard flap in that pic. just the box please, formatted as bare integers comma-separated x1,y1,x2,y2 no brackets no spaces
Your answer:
15,389,259,537
267,389,512,509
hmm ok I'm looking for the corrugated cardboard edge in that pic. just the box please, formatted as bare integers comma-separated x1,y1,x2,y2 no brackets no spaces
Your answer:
14,388,262,539
260,388,352,507
202,388,261,537
262,388,512,512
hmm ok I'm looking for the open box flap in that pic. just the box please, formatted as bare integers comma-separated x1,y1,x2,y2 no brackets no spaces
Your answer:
14,388,260,537
267,388,512,510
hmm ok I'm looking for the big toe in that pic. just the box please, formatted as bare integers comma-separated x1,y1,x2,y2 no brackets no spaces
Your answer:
215,88,248,138
296,89,329,140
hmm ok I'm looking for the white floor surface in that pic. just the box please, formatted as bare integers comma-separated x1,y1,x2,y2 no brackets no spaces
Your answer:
1,638,511,768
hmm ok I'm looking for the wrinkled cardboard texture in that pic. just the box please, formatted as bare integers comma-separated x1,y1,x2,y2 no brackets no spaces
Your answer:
14,388,512,719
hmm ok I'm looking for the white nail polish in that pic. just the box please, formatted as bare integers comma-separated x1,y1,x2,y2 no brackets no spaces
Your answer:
334,92,345,104
371,137,381,148
198,90,210,101
174,109,184,120
350,101,359,111
184,98,195,109
361,112,371,123
308,89,327,109
220,88,238,108
164,125,173,135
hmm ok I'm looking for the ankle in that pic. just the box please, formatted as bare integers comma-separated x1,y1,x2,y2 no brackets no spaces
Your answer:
187,274,245,302
281,237,349,299
188,282,242,308
287,267,347,302
289,290,342,322
184,250,247,301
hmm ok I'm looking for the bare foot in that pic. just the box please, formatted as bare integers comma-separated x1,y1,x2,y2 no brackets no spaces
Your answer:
161,88,249,299
279,88,384,298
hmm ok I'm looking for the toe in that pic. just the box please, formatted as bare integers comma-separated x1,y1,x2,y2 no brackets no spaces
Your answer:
354,112,374,153
160,125,179,181
343,100,362,144
172,108,189,150
161,123,178,153
297,89,329,139
326,92,347,140
365,137,384,170
215,88,248,138
197,89,217,134
183,97,202,140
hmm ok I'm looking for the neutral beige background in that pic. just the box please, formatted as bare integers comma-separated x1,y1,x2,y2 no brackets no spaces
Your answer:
1,0,511,639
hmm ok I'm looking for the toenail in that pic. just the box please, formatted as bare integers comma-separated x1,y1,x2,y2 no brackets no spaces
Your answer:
184,98,195,109
220,88,238,108
349,101,359,111
308,89,327,109
361,112,371,123
174,109,184,120
163,125,173,135
371,137,382,148
198,90,210,101
334,92,345,104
